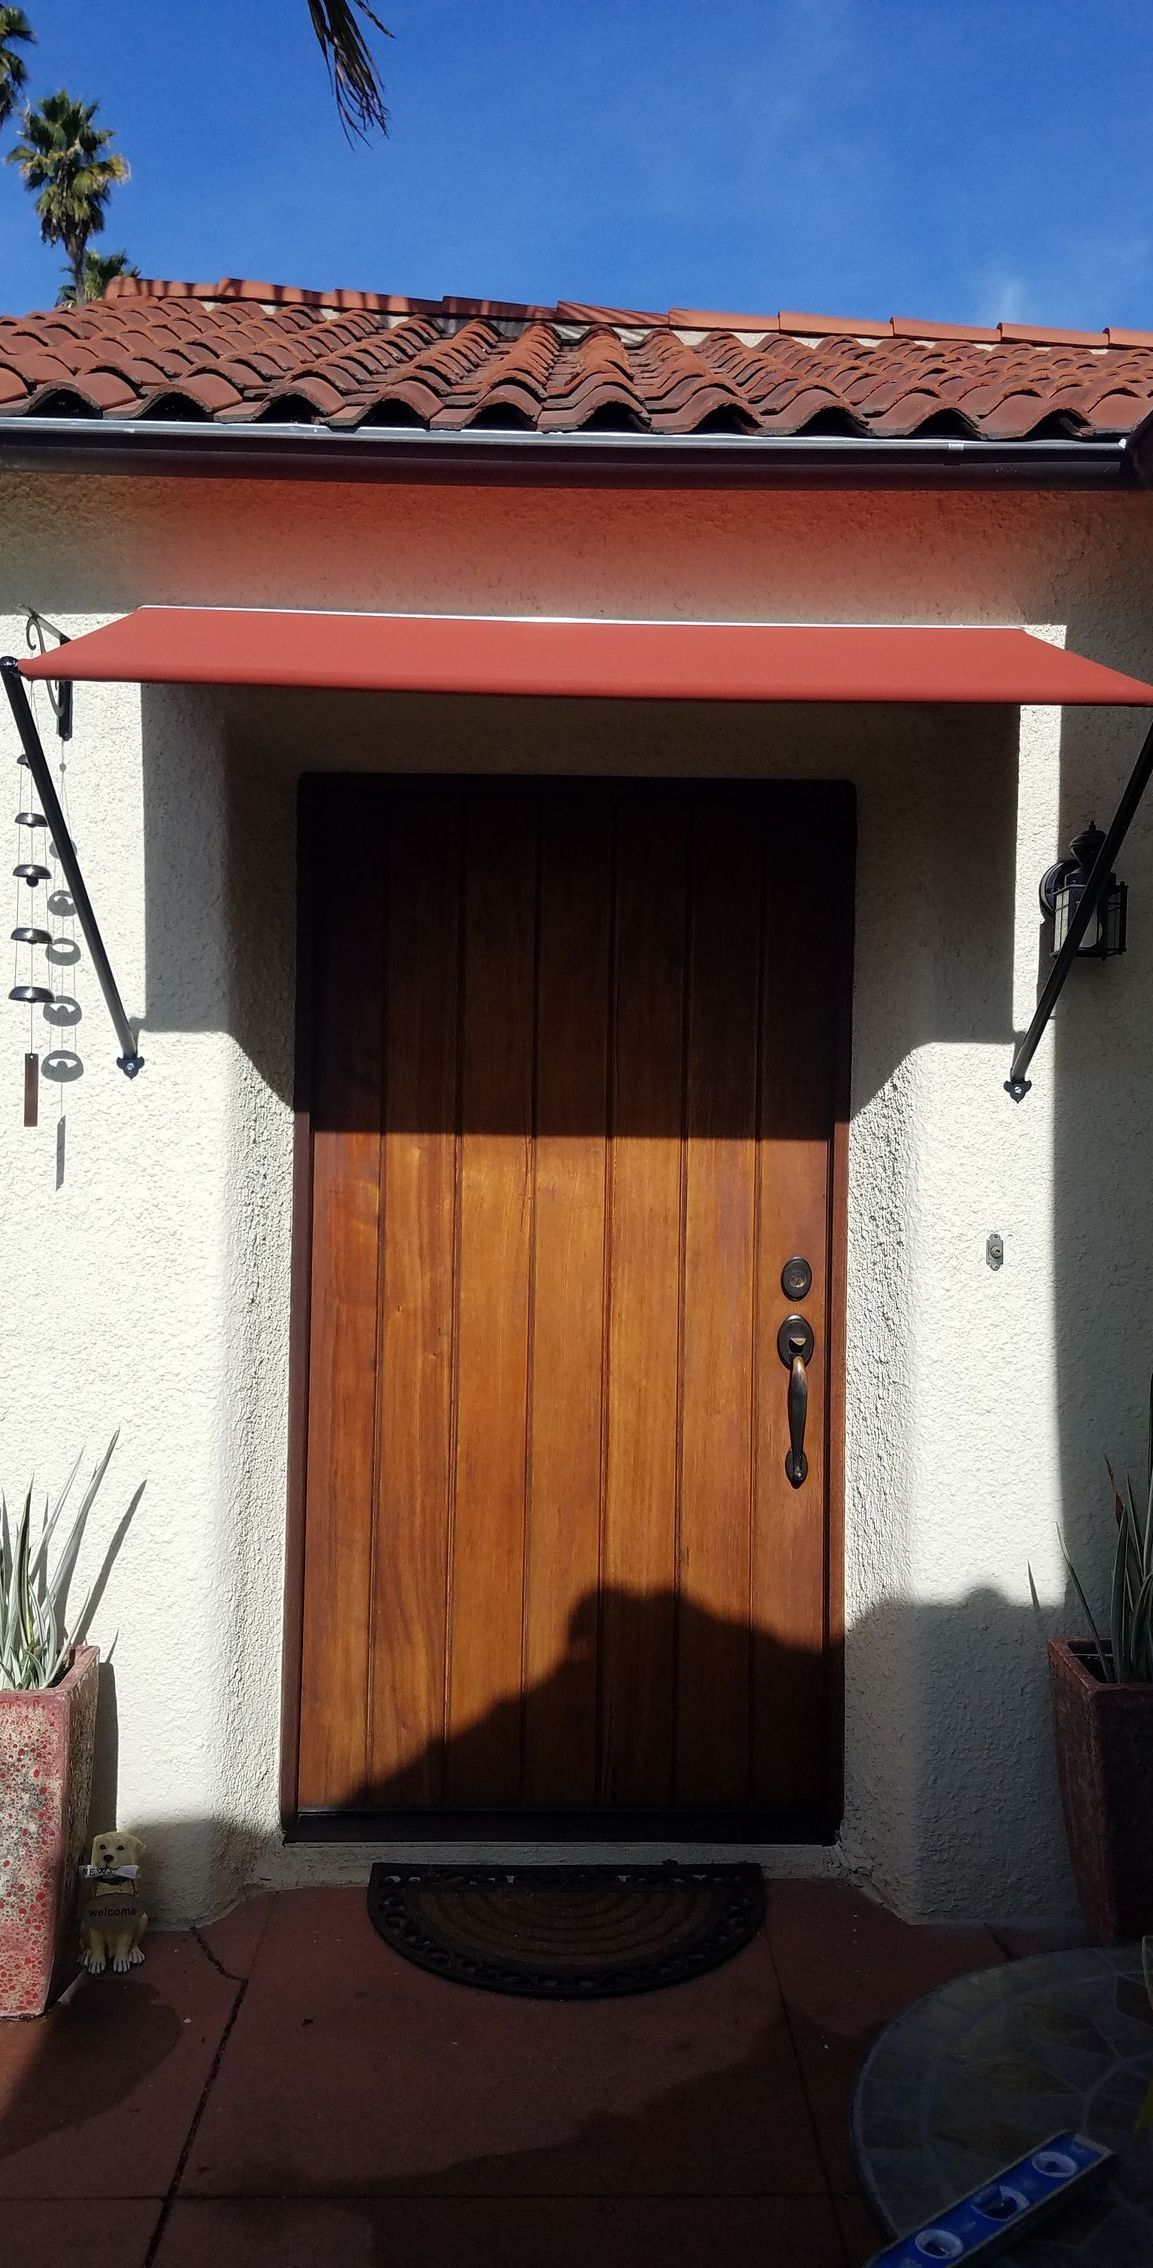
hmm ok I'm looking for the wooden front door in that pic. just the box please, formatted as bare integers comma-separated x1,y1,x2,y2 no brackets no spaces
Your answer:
288,775,853,1835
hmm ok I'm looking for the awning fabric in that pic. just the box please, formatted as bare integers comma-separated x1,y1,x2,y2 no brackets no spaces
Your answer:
20,609,1153,705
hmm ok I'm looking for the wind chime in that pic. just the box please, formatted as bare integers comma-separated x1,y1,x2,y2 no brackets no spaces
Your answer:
11,773,53,1125
1,620,140,1093
9,630,81,1127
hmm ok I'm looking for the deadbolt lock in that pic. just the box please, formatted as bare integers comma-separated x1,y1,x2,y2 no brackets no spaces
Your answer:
780,1254,813,1301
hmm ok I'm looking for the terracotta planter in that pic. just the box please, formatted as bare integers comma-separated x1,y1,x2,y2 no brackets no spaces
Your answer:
0,1645,99,2017
1048,1635,1153,1942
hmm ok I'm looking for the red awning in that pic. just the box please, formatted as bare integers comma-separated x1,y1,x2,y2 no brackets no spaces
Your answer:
20,609,1153,705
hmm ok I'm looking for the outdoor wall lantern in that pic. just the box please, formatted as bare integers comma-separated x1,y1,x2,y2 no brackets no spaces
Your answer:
1039,824,1128,960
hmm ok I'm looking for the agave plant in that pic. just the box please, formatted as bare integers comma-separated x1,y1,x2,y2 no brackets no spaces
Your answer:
1061,1456,1153,1684
0,1435,120,1691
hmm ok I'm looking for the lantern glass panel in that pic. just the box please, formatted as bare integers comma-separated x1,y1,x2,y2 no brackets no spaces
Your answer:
1104,880,1128,956
1052,874,1127,958
1053,879,1075,954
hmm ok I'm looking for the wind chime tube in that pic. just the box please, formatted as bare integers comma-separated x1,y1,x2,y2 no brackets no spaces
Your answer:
0,657,143,1077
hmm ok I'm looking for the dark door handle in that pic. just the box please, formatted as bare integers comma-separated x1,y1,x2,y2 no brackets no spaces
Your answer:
777,1313,815,1488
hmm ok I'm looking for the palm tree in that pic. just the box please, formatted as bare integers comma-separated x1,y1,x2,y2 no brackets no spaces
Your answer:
57,248,139,309
0,6,32,135
7,92,129,305
308,1,392,137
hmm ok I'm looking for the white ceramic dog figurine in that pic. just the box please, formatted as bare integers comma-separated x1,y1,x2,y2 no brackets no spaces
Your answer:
80,1831,148,1974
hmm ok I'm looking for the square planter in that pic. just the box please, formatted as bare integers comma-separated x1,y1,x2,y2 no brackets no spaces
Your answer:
0,1645,99,2017
1048,1635,1153,1943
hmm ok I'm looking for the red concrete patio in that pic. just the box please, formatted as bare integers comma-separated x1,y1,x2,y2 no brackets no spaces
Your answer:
0,1879,1046,2267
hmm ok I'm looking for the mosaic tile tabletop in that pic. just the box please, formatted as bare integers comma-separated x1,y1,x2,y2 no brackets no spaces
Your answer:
853,1947,1153,2264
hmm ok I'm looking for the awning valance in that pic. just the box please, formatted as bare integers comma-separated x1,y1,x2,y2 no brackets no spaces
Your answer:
19,608,1153,706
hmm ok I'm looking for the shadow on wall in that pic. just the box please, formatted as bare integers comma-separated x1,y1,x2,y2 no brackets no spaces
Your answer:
1047,660,1153,1645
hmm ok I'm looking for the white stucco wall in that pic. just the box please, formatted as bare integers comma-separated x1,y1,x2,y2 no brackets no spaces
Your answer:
1,470,1151,1925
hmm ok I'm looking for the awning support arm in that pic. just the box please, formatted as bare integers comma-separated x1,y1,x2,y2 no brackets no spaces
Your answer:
22,608,72,740
1,656,144,1078
1006,714,1153,1100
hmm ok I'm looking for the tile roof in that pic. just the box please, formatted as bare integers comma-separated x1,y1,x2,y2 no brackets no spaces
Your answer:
0,275,1151,442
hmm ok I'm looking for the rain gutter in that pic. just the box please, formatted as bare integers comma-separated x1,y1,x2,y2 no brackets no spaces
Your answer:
0,418,1137,489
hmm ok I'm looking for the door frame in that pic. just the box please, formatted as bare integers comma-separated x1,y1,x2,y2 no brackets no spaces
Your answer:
280,772,855,1843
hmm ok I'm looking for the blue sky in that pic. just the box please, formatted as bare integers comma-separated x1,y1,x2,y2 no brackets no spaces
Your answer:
1,0,1151,326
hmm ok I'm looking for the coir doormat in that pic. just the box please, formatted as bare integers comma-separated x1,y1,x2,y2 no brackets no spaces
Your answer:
366,1862,766,1999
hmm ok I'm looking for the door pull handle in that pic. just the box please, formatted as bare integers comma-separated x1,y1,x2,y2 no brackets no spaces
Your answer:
777,1313,815,1488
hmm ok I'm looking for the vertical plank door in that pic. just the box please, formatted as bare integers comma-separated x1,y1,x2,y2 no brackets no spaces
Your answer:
292,775,853,1834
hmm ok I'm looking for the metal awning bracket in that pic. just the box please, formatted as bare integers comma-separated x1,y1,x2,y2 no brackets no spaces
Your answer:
1006,714,1153,1099
22,607,72,740
1,655,143,1078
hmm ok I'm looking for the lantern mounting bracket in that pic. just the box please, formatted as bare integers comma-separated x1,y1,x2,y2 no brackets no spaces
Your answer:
1038,852,1083,916
1006,714,1153,1100
1,655,143,1078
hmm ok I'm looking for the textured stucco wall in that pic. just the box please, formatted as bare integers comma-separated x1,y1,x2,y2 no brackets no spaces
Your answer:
1,470,1151,1925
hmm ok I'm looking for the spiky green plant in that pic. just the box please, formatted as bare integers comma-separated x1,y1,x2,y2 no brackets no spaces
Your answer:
0,1435,121,1691
1060,1458,1153,1684
7,92,129,306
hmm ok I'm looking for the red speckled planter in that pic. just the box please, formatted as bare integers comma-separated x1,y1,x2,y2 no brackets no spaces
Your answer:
1049,1636,1153,1943
0,1645,99,2018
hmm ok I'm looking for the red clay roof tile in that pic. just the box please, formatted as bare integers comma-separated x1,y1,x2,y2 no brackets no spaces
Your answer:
776,310,893,338
555,300,668,326
1084,387,1152,425
59,369,140,410
0,274,1147,445
998,321,1108,347
890,317,1000,343
668,308,781,333
7,347,80,383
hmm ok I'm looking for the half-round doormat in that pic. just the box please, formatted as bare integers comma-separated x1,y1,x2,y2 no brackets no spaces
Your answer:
853,1944,1153,2263
366,1862,766,1999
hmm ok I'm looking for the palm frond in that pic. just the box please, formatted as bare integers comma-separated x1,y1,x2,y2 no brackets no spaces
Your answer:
0,8,33,135
57,247,138,309
308,0,392,138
